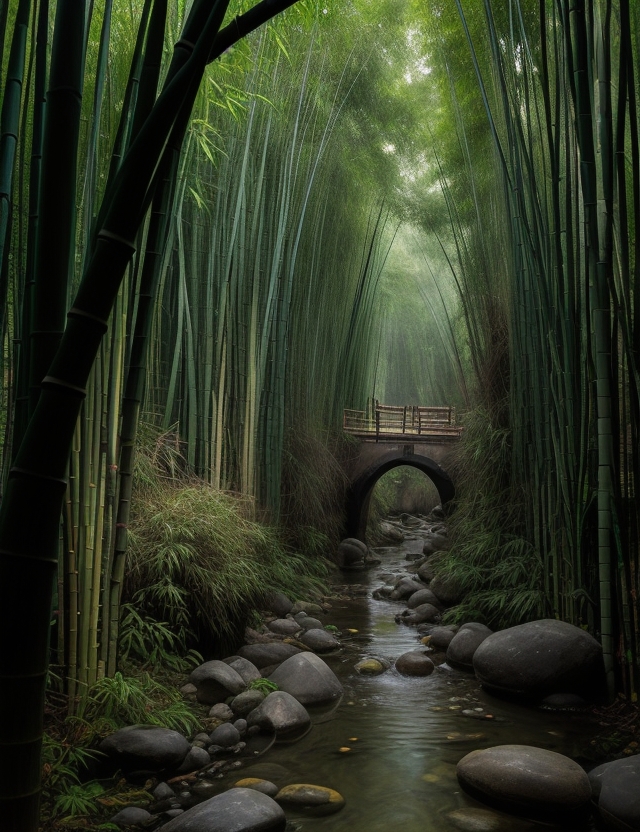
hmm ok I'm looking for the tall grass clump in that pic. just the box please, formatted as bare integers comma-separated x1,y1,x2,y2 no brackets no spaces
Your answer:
431,407,548,629
125,430,330,654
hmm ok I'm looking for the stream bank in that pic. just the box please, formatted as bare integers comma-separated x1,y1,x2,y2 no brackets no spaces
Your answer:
101,512,618,832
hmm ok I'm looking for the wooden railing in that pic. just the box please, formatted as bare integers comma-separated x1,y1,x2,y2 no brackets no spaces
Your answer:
343,402,462,440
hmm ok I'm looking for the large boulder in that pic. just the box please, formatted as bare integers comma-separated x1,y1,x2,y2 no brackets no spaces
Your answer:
99,725,190,774
473,619,604,699
446,623,493,670
190,660,247,705
238,643,303,670
246,691,311,742
268,652,343,705
589,756,640,831
158,787,286,832
457,745,591,821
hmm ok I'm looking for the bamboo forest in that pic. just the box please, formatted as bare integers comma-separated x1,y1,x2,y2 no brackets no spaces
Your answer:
1,0,639,830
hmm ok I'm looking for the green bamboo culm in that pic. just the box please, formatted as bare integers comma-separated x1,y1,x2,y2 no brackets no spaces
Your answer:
0,2,307,828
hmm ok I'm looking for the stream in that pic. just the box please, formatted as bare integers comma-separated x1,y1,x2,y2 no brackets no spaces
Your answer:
233,526,599,832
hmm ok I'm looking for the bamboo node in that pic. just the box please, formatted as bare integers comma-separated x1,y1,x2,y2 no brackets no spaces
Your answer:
68,307,109,330
42,376,87,397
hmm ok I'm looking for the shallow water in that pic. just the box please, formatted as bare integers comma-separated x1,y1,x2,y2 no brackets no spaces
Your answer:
226,533,598,831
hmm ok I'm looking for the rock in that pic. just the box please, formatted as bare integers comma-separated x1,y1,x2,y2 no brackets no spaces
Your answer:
230,690,266,716
372,585,394,600
417,560,435,583
354,657,389,675
473,619,604,699
267,619,301,636
299,628,340,653
175,745,211,773
424,626,457,650
447,807,537,831
399,602,441,625
158,787,286,832
457,745,591,821
395,651,435,676
238,643,303,669
423,534,449,555
296,616,323,631
233,719,248,737
336,538,367,569
246,691,311,741
540,693,588,710
429,574,463,605
180,683,197,696
380,520,404,542
234,778,279,797
209,703,234,721
275,784,345,816
153,782,176,801
209,723,241,748
390,578,425,600
407,588,443,609
290,601,324,616
446,623,493,670
100,725,190,774
190,660,247,705
225,657,263,685
111,806,153,827
589,756,640,830
263,591,294,617
268,652,343,705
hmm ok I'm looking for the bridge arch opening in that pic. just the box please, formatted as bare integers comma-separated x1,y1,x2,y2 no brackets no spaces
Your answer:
365,466,440,542
346,451,455,542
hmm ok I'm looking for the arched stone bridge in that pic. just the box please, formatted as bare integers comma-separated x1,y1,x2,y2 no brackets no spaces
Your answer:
343,404,462,540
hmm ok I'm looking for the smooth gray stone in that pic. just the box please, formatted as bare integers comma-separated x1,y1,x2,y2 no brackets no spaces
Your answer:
175,745,211,774
400,602,441,625
395,651,435,676
246,691,311,741
230,690,265,716
100,725,190,773
298,616,324,631
263,591,293,617
158,787,286,832
267,618,301,636
390,578,424,600
473,619,604,698
446,623,493,670
407,588,443,609
268,652,343,705
299,628,340,653
190,660,247,705
238,643,302,669
457,744,591,819
209,723,241,748
111,806,152,826
590,756,640,831
429,574,462,605
425,626,457,650
226,657,263,685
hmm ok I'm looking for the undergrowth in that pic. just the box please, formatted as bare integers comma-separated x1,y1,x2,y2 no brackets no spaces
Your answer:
433,406,548,629
41,672,203,831
125,428,331,654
